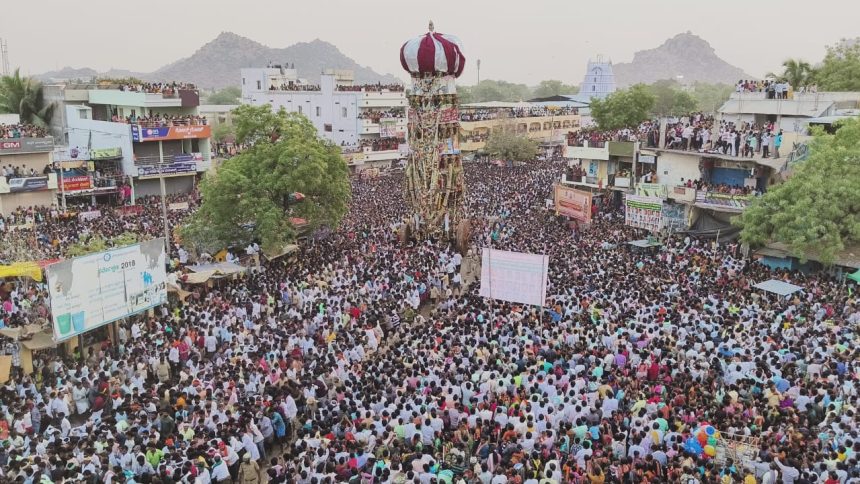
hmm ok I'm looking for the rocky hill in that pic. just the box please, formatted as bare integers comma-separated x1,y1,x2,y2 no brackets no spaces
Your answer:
612,32,752,86
37,32,400,89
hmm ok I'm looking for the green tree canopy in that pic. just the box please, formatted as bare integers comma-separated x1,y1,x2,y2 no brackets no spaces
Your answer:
206,86,242,105
589,84,656,131
458,80,532,103
182,105,350,253
690,82,733,113
735,118,860,264
211,123,236,144
484,127,539,162
643,80,697,116
532,80,578,98
0,69,55,126
814,40,860,91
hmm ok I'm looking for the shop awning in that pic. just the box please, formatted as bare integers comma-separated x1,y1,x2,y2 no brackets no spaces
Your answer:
0,262,43,281
753,279,803,296
847,269,860,283
263,244,299,261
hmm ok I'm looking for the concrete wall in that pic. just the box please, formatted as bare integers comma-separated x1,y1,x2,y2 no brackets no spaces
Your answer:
656,151,703,187
0,152,52,173
133,176,194,197
0,190,56,215
66,106,135,174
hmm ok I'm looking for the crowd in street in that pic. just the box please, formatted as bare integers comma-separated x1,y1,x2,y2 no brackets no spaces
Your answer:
1,123,50,139
0,160,857,484
0,195,197,265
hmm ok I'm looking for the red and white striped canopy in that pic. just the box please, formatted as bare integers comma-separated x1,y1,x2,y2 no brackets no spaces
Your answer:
400,29,466,78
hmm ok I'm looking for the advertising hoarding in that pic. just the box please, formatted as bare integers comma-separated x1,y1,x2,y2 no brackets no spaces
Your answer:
625,194,663,232
554,185,592,223
480,248,549,307
0,137,54,154
131,125,211,142
46,239,168,342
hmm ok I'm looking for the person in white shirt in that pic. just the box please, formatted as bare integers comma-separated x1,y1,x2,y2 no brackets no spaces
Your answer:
210,455,230,483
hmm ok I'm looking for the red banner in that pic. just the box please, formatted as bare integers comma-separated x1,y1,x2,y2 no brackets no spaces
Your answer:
61,176,92,191
117,205,144,216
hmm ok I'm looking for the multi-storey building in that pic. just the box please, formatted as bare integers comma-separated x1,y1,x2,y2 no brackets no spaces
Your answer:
45,81,212,199
0,114,56,215
240,66,408,171
458,101,581,153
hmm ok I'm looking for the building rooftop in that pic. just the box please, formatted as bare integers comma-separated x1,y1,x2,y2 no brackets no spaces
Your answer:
719,98,834,117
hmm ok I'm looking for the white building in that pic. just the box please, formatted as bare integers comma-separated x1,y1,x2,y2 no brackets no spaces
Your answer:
45,82,213,198
241,66,407,170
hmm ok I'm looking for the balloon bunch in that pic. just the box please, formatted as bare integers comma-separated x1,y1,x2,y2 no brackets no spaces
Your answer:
684,424,721,458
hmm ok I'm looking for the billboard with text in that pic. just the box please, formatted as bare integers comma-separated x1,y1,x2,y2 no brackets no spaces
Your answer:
554,185,592,223
46,239,168,342
132,125,211,142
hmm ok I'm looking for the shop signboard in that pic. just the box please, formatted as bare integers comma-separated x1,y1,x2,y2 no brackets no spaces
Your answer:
0,137,54,154
131,125,211,142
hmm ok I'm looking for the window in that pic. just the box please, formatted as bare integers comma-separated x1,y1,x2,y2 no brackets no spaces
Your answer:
594,77,597,82
78,109,88,120
324,124,332,132
256,80,261,90
342,107,348,118
298,106,303,114
592,85,596,91
316,106,321,117
242,78,245,85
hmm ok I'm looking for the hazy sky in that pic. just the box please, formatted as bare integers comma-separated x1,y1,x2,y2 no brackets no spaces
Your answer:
4,0,858,85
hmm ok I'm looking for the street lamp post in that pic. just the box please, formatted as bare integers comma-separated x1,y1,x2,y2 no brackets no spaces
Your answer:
158,140,171,255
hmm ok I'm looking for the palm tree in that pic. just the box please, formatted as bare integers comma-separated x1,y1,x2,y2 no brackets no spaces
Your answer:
780,59,813,88
0,68,55,127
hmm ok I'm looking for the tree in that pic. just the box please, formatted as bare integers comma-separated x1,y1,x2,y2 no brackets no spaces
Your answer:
532,80,578,98
589,84,656,131
484,127,539,162
211,123,236,145
65,232,140,257
206,86,242,105
780,59,813,87
814,40,860,91
690,82,733,113
735,118,860,264
458,80,532,103
182,105,350,253
0,69,55,126
644,80,697,116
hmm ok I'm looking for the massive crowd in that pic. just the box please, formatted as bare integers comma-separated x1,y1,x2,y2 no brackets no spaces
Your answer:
0,160,857,484
1,123,50,139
